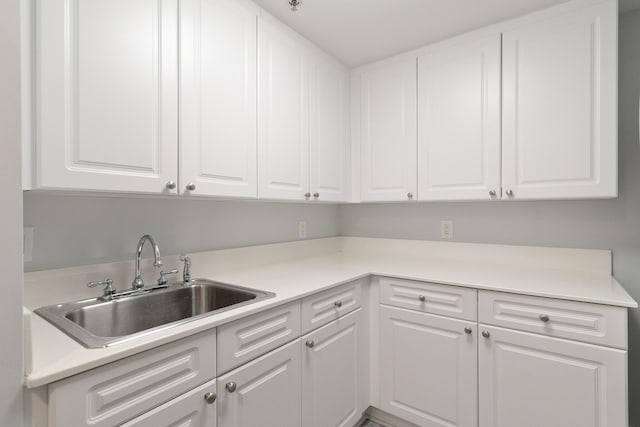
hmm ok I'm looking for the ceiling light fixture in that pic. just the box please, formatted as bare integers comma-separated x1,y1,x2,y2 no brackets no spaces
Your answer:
289,0,301,12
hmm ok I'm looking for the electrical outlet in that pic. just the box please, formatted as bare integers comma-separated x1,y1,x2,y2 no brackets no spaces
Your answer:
24,226,34,262
298,221,307,239
440,220,453,240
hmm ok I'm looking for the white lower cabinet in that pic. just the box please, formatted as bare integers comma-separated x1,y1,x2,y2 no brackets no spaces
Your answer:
122,379,217,427
301,309,364,427
216,340,301,427
478,325,627,427
379,304,478,427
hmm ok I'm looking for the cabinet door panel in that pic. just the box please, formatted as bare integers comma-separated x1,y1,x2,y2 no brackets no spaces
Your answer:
309,57,350,202
36,0,178,193
180,0,258,197
379,305,477,427
502,1,617,199
122,379,217,427
360,60,417,201
258,18,309,200
217,340,301,427
418,35,501,201
301,309,362,427
479,325,626,427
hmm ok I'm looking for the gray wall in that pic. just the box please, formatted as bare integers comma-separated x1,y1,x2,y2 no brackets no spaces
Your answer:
340,9,640,424
23,194,340,271
1,0,24,424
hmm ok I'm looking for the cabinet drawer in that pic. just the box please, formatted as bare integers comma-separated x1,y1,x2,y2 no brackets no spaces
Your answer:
217,301,301,374
48,330,216,427
379,277,477,321
478,291,627,349
301,280,362,334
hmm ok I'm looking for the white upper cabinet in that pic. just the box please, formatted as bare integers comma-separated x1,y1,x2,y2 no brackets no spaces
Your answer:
359,59,417,202
501,0,617,200
417,35,501,201
179,0,258,198
309,56,350,202
36,0,178,194
258,16,310,201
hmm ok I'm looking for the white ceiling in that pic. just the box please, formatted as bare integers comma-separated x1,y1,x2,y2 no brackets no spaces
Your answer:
254,0,640,67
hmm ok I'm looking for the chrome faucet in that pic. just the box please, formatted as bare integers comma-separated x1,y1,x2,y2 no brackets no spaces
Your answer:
132,234,163,289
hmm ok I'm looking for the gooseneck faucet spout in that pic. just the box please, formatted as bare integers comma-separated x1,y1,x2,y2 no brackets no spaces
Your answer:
132,234,163,289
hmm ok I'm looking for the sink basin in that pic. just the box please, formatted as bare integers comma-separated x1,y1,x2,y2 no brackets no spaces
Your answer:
35,279,275,348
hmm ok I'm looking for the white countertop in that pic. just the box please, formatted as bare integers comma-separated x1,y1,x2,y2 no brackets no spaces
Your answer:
23,237,637,388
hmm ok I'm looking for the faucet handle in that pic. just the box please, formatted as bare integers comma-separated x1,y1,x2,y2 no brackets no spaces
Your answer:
87,279,116,299
157,269,179,285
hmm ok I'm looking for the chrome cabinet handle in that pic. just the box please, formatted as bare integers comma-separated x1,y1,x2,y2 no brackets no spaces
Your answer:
418,295,426,302
482,330,490,338
407,192,414,199
304,192,311,199
506,189,514,197
186,183,196,191
306,340,315,348
313,192,319,199
204,392,216,404
225,382,237,393
334,300,343,308
464,327,472,335
489,190,496,197
539,314,550,322
165,181,176,190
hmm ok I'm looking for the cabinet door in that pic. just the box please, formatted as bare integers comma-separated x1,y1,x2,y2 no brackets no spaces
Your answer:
502,0,617,200
217,340,301,427
360,59,417,202
258,17,309,201
379,305,477,427
179,0,258,197
122,379,217,427
36,0,178,194
478,325,627,427
418,35,501,201
309,55,350,202
301,309,363,427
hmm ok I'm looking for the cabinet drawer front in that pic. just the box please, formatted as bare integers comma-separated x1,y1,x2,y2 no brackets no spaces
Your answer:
217,301,301,374
479,291,627,349
49,330,216,427
121,378,217,427
379,277,477,321
301,280,362,334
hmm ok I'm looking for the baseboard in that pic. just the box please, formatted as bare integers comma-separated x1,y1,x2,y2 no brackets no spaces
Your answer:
364,406,420,427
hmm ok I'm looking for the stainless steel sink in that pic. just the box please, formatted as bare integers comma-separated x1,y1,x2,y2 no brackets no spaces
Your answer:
35,279,275,348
